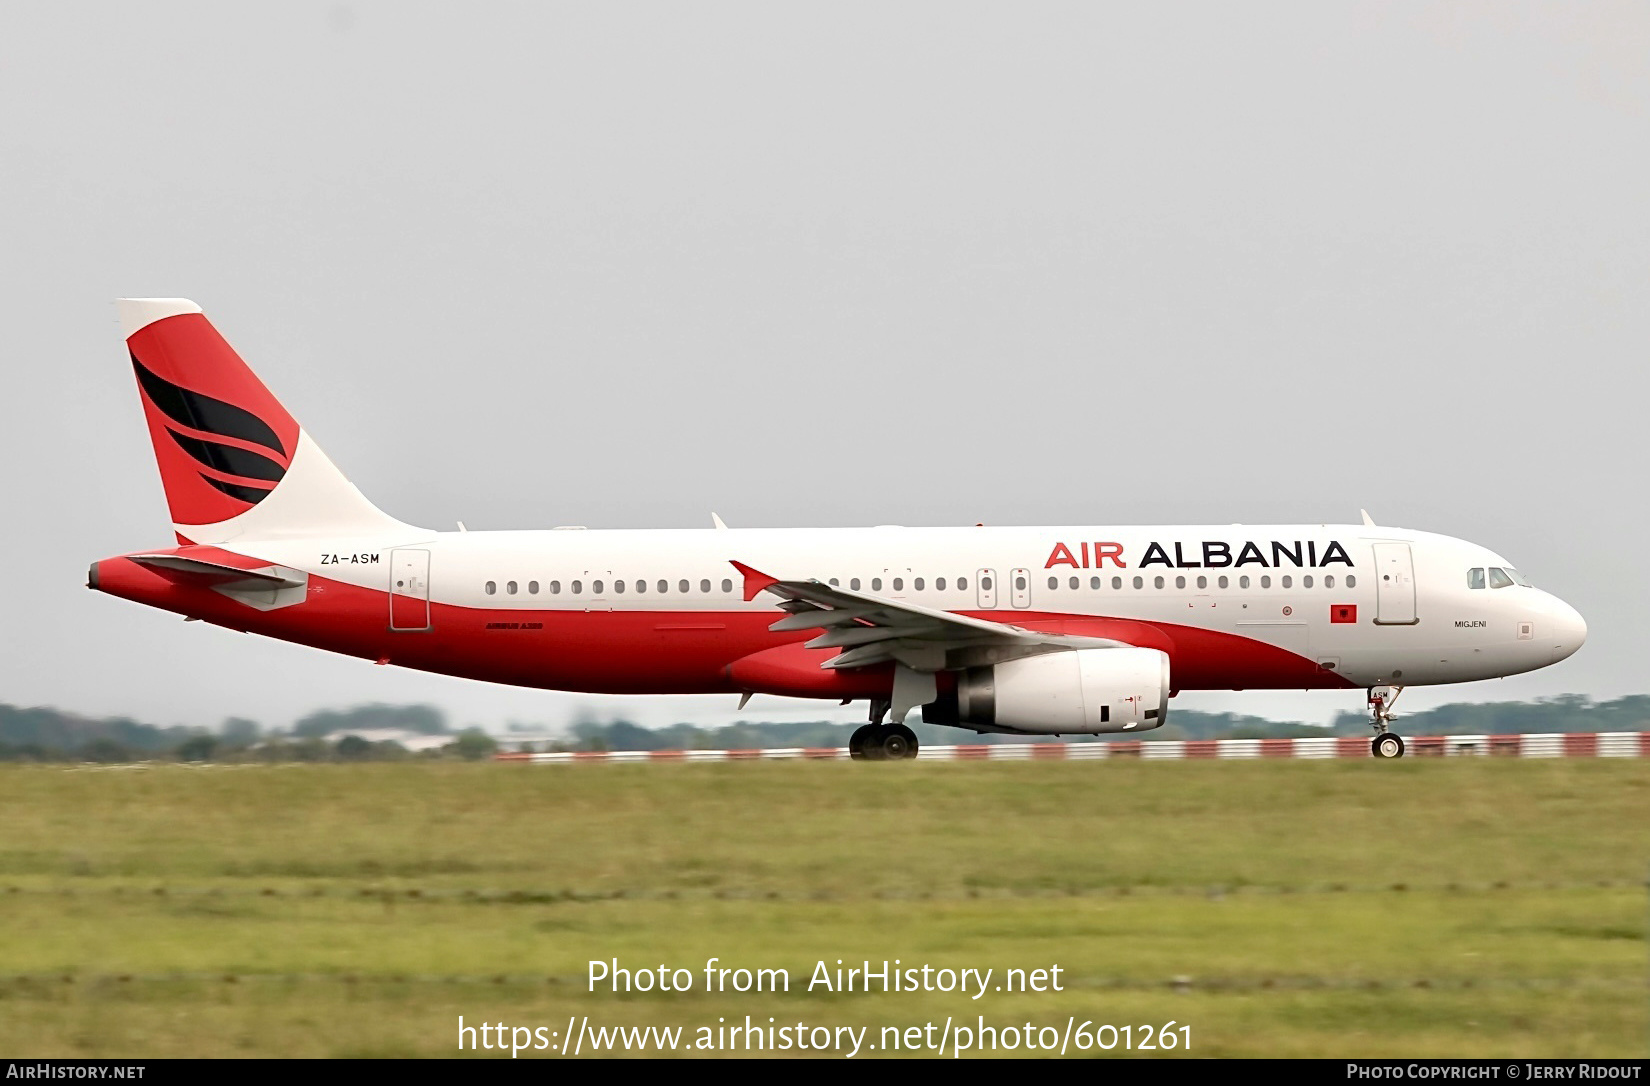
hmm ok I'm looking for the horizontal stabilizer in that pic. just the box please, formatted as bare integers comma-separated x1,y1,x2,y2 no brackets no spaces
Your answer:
128,553,306,589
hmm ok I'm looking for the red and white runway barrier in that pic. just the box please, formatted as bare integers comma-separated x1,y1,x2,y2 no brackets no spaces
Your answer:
495,732,1650,764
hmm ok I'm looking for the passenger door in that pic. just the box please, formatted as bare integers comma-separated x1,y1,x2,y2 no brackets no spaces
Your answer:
1372,543,1418,625
389,549,430,631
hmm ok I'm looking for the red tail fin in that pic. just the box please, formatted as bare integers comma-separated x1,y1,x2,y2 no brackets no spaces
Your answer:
125,300,300,529
119,299,409,543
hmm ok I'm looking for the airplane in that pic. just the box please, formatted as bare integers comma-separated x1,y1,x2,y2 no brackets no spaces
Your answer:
87,299,1587,760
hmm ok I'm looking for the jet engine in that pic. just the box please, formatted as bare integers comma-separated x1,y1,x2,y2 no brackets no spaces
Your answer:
922,647,1170,734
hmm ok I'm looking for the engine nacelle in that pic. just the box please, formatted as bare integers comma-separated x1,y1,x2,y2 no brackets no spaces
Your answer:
922,647,1170,734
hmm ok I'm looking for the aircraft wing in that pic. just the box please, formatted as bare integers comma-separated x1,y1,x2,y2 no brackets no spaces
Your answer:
730,560,1123,673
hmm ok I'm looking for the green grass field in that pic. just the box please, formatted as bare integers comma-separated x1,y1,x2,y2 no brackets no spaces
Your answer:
0,759,1645,1058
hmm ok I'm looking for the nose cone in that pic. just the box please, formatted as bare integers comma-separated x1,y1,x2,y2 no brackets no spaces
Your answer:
1549,597,1587,664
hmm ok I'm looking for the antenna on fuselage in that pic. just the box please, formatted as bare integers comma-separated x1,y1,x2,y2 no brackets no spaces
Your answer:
711,512,729,530
1360,509,1376,527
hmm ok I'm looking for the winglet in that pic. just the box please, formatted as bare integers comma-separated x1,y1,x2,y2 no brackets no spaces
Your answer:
729,560,779,602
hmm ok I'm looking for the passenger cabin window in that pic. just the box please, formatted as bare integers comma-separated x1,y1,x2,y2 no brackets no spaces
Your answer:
528,581,539,594
850,578,861,590
1303,575,1313,589
1069,576,1080,590
1197,575,1208,589
1324,575,1334,589
1260,575,1271,589
935,577,946,590
892,578,903,591
614,580,625,593
571,580,583,594
871,578,882,591
1153,576,1165,589
700,579,711,593
1217,575,1227,589
1111,576,1122,589
657,580,667,594
485,581,496,595
1488,567,1515,589
507,581,518,594
1281,575,1292,589
1047,576,1058,590
721,578,733,593
1468,568,1486,590
1014,575,1027,591
1132,576,1143,589
550,581,561,594
1174,575,1186,589
829,578,840,587
679,579,690,593
1239,575,1250,589
977,576,988,590
1090,576,1101,589
914,578,924,591
1346,574,1356,588
959,577,969,590
593,580,605,594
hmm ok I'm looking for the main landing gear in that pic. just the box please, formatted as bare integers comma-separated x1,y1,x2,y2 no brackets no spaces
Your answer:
850,698,921,761
850,722,920,760
1368,685,1406,759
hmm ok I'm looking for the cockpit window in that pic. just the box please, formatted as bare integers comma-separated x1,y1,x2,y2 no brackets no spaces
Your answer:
1487,567,1515,589
1508,568,1532,587
1468,568,1485,590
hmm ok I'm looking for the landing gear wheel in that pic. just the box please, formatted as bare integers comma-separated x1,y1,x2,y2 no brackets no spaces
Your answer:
849,724,876,761
1372,734,1405,759
879,723,919,761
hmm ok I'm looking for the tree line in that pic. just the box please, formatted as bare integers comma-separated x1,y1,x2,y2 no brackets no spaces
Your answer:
0,702,494,763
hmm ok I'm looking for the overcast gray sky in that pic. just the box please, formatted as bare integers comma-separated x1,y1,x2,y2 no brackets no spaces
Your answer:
2,2,1644,734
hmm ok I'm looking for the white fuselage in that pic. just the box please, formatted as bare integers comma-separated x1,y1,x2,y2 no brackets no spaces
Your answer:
235,521,1586,693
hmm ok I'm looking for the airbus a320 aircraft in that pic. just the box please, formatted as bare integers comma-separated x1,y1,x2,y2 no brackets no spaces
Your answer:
88,300,1587,760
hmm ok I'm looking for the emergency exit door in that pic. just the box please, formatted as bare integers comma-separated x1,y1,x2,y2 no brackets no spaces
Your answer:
976,568,997,609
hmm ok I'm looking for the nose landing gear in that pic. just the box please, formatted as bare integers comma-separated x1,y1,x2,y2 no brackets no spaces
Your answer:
1368,685,1406,758
849,699,921,761
1372,732,1405,759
